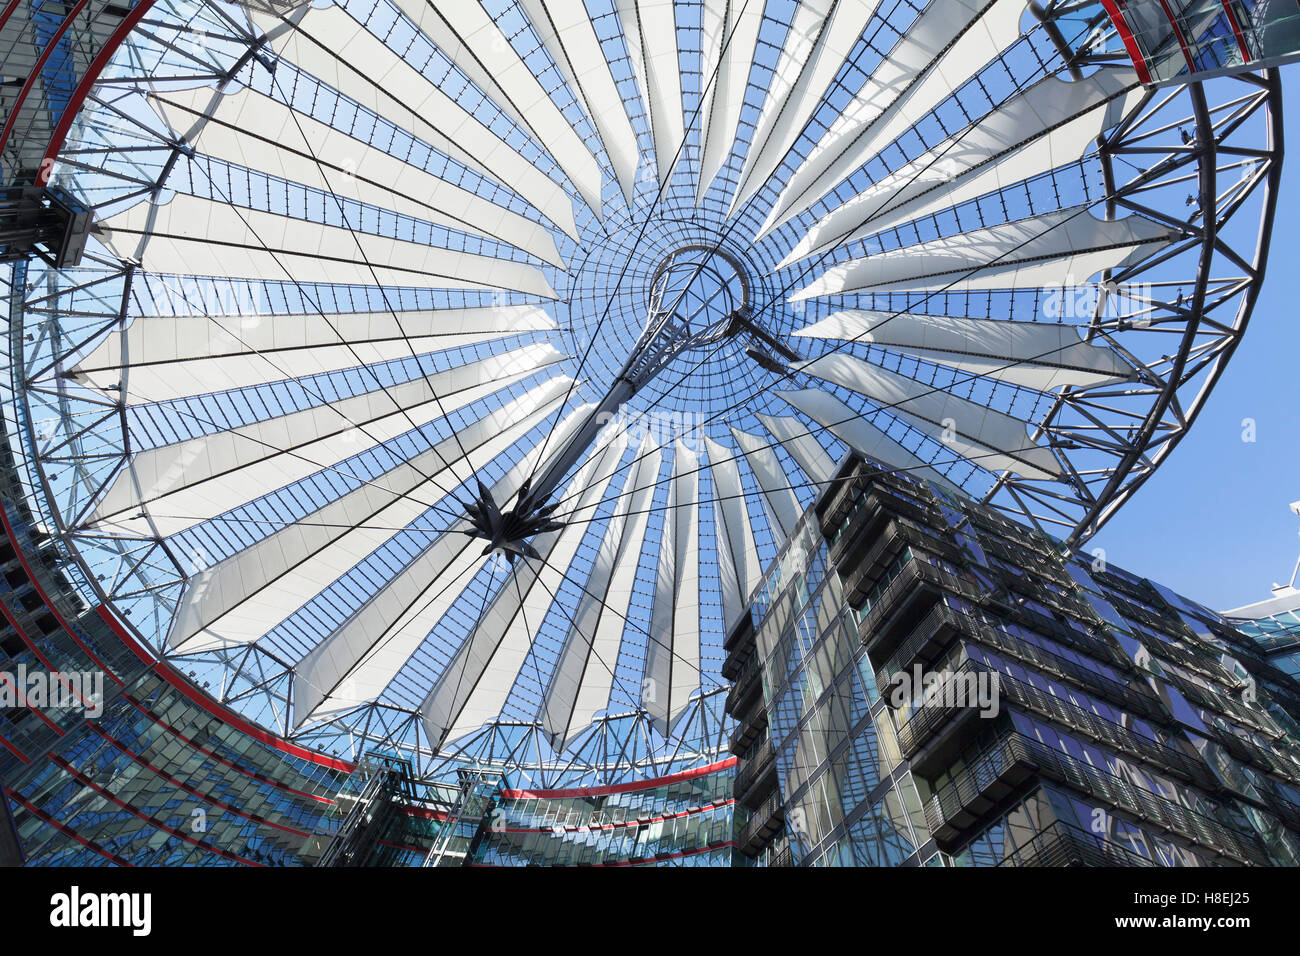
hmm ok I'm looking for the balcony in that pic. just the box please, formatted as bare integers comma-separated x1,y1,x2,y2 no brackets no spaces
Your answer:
1106,593,1191,642
922,734,1041,849
725,651,763,719
961,616,1169,725
737,790,785,857
984,663,1221,790
925,731,1269,865
817,461,932,521
873,603,967,689
722,612,756,680
768,844,796,868
895,683,985,766
872,604,1163,725
856,560,940,656
729,706,768,756
980,534,1073,588
996,819,1158,867
734,739,777,807
826,495,892,572
816,466,868,532
825,482,944,570
1009,579,1091,622
895,657,1220,790
1137,633,1224,683
836,521,909,605
859,558,985,662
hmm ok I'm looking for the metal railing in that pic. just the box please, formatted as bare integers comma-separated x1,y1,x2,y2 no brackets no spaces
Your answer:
877,603,1165,725
738,789,784,853
895,657,1219,790
925,730,1268,865
725,650,762,717
733,739,776,800
859,558,986,657
996,819,1159,867
971,617,1167,724
874,602,964,688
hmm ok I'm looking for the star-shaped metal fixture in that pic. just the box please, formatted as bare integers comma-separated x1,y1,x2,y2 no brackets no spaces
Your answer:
462,479,565,563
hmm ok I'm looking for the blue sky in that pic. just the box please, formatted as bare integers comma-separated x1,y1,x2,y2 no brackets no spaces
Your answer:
1090,70,1300,612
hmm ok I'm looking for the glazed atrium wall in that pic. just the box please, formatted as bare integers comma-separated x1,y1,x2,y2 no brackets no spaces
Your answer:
469,759,737,867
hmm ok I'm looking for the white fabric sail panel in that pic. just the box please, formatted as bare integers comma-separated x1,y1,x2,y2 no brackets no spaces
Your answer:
100,193,557,298
704,437,761,631
151,86,565,269
834,77,1142,245
645,440,701,736
795,352,1061,478
795,311,1131,390
292,403,599,727
730,0,880,216
520,0,641,203
292,544,483,726
756,413,836,487
388,0,603,216
697,0,763,201
541,439,663,748
422,432,628,748
244,2,313,49
617,0,685,184
169,377,571,652
437,439,628,745
89,345,563,537
791,208,1176,300
778,72,1141,266
74,305,557,403
876,350,1124,393
273,4,578,239
777,388,957,490
761,0,1023,234
730,427,804,539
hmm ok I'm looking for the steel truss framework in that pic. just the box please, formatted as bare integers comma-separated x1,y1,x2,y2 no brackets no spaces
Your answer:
0,0,1283,782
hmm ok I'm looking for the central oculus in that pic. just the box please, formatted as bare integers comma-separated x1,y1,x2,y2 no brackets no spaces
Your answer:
465,243,792,562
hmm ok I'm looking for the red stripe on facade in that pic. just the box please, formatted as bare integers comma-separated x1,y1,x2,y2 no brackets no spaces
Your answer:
0,668,64,736
0,0,25,33
0,732,30,764
88,724,311,837
0,593,74,734
115,688,337,806
96,605,356,772
8,791,131,866
1218,0,1251,62
501,757,737,800
0,507,122,685
0,601,69,734
1099,0,1154,84
0,0,93,154
50,754,266,865
1155,0,1196,71
37,0,158,185
0,596,95,719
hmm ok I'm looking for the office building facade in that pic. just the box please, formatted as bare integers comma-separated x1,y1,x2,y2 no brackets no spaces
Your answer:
726,457,1300,866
